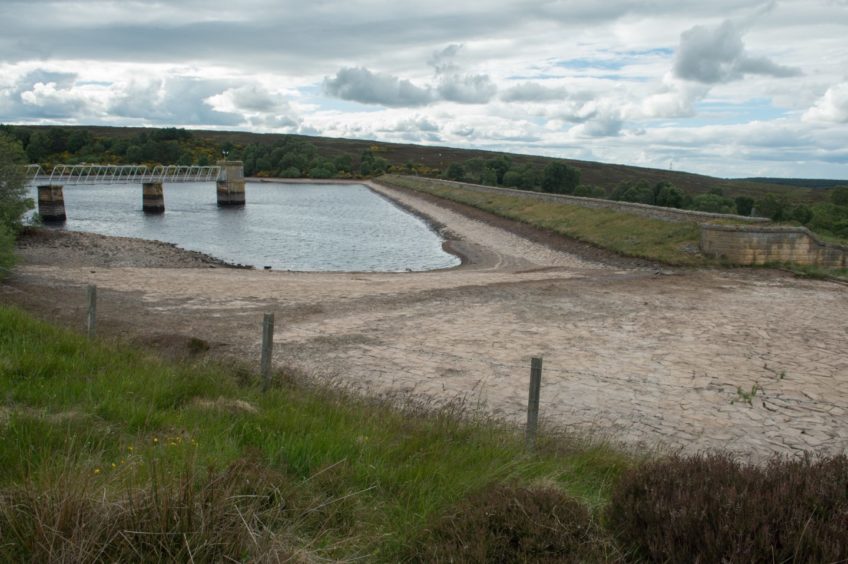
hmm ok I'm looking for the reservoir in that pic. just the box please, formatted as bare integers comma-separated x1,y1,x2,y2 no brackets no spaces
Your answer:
31,182,460,272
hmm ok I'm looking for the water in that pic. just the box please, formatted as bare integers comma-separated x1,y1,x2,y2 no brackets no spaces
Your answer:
30,182,460,272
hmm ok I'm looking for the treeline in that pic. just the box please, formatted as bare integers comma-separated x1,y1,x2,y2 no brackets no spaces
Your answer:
0,125,219,167
442,155,758,216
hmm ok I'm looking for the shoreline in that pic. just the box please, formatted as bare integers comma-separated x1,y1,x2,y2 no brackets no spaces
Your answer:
4,178,847,460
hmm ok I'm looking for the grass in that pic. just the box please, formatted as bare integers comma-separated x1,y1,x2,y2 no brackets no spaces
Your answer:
0,305,631,560
379,175,708,266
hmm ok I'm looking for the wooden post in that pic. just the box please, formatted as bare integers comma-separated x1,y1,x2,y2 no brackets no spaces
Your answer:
86,285,97,339
526,357,543,449
260,313,274,392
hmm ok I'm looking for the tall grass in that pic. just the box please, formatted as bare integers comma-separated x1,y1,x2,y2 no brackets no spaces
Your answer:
379,175,706,265
0,306,629,560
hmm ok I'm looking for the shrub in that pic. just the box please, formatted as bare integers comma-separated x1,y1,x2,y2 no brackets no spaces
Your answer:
607,453,848,563
406,483,607,563
0,458,297,562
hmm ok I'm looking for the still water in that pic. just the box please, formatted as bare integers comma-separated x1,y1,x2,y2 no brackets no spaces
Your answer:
33,182,460,272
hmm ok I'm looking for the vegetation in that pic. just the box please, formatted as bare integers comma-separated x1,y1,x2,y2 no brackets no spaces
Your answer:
0,132,33,274
4,123,847,242
0,305,628,560
379,175,705,266
607,453,848,563
2,306,847,560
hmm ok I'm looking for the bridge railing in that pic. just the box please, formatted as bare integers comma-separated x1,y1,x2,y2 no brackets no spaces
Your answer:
26,164,222,185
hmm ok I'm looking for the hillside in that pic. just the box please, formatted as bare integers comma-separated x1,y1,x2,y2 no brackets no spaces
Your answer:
4,124,834,204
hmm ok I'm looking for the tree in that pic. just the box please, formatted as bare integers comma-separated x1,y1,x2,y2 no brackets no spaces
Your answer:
654,182,686,208
691,193,736,214
26,131,51,162
541,162,580,194
734,196,755,217
791,204,813,225
756,194,790,221
445,163,465,181
830,186,848,207
0,132,33,272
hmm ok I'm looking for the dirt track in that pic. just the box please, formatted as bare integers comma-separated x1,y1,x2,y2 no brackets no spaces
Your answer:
3,181,847,460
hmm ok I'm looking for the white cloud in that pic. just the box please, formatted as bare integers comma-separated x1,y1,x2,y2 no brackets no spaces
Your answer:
804,82,848,123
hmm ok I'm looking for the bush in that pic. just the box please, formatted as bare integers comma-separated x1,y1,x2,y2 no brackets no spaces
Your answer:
0,458,296,562
607,453,848,563
406,483,606,563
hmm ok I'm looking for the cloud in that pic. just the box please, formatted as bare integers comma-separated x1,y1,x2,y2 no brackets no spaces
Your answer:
672,20,801,84
108,77,244,125
323,67,433,107
428,43,497,104
803,82,848,123
501,83,568,103
323,64,496,107
641,76,710,118
437,73,497,104
0,69,96,120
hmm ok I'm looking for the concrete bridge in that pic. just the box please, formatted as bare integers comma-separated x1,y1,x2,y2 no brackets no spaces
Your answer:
26,161,245,222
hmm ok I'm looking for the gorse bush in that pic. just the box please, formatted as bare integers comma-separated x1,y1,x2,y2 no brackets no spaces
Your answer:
607,453,848,563
406,483,609,563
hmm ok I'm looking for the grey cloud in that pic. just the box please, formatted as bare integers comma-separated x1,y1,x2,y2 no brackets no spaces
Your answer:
437,74,497,104
108,77,243,126
323,67,434,107
429,44,463,75
228,85,287,112
672,20,801,83
0,69,93,120
387,117,440,133
501,83,568,102
579,113,623,137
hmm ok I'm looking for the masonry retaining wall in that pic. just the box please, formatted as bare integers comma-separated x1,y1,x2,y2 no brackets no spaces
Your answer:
700,224,848,267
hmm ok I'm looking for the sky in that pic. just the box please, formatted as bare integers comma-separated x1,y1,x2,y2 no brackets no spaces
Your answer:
0,0,846,179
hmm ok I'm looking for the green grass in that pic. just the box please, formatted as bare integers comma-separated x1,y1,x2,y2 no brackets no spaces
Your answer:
0,306,631,560
380,175,708,266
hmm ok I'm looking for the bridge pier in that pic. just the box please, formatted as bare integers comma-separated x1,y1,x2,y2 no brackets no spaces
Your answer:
142,182,165,214
37,185,66,223
216,160,245,207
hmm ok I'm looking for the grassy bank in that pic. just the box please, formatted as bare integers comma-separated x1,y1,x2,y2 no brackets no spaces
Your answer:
3,307,846,561
0,306,629,561
378,175,707,266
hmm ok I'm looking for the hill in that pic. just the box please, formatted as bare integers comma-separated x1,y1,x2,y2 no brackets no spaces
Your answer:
4,124,836,205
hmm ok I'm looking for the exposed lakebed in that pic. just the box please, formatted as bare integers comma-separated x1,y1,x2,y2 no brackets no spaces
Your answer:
31,182,460,271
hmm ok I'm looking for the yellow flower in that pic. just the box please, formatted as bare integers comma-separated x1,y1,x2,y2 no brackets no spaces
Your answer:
153,437,158,444
111,463,116,469
127,446,134,452
94,468,101,475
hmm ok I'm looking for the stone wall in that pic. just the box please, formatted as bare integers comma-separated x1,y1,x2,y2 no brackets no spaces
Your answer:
700,224,848,267
389,176,770,224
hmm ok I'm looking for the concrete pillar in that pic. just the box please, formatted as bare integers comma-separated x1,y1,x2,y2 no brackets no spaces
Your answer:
142,182,165,214
37,185,66,223
216,160,245,207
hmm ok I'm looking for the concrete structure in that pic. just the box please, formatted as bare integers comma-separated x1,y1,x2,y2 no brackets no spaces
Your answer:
142,182,165,214
25,163,243,219
37,185,66,223
700,224,848,267
216,160,245,207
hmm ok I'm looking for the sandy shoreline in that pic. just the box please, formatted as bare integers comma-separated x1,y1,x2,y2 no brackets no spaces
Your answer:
3,180,847,461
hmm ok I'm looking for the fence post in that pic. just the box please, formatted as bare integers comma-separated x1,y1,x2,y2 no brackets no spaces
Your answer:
86,285,97,339
260,313,275,392
526,356,543,449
